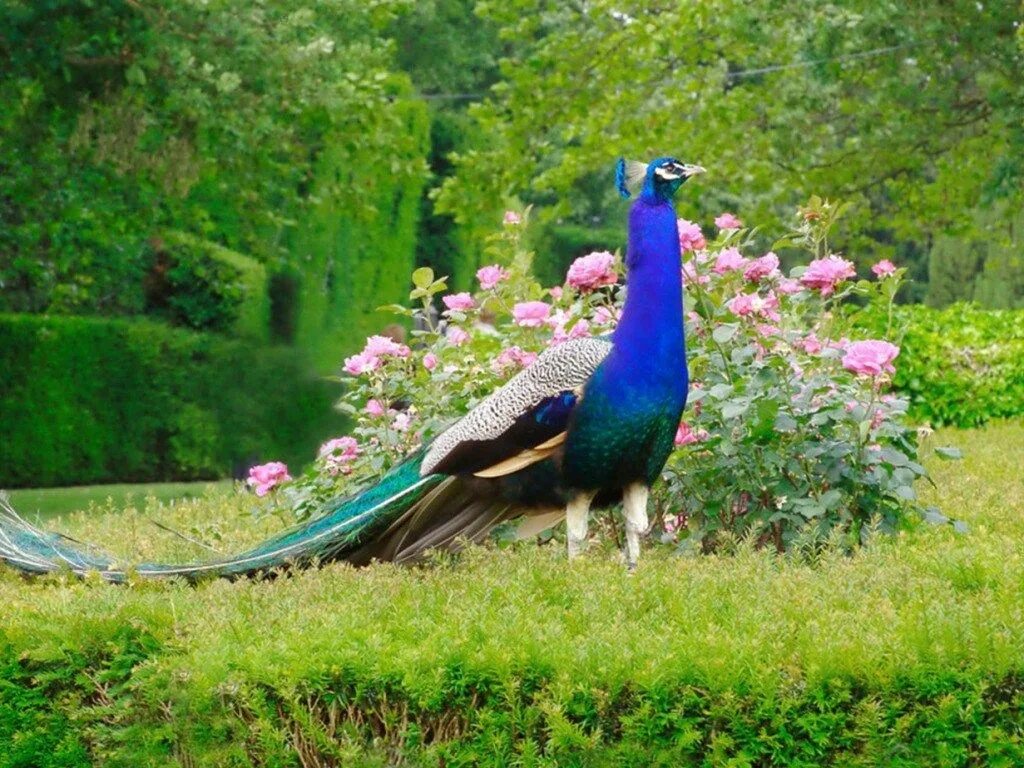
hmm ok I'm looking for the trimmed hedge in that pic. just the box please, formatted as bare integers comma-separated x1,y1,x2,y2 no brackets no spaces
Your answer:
153,231,271,340
864,303,1024,427
0,314,344,487
287,105,430,373
0,422,1022,765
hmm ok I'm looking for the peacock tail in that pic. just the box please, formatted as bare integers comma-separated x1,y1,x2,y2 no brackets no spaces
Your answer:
0,453,452,582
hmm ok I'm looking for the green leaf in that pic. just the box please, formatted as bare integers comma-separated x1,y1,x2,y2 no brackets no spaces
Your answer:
721,401,748,420
774,413,797,431
412,267,435,289
712,324,738,343
934,446,963,460
709,383,733,400
126,64,147,86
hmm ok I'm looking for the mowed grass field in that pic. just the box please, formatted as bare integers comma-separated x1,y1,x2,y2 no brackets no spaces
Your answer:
1,422,1023,766
5,479,233,521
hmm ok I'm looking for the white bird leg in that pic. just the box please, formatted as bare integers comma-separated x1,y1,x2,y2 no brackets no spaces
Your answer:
566,492,595,559
623,483,650,570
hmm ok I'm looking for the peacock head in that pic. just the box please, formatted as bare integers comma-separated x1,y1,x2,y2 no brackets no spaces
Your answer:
616,156,706,203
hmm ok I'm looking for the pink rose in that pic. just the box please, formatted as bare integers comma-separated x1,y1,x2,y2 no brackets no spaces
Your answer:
726,291,780,321
744,252,780,281
682,260,710,286
871,259,897,278
551,318,591,346
677,219,707,251
566,251,618,292
714,212,743,230
365,398,386,416
593,306,618,326
363,335,411,358
512,301,551,327
800,255,856,296
799,333,822,355
712,247,750,274
442,292,476,312
446,326,470,345
476,264,509,290
549,286,563,300
493,346,538,371
674,422,709,446
777,277,802,295
422,353,438,371
842,340,900,377
503,210,522,225
344,352,380,376
318,437,359,475
247,461,291,497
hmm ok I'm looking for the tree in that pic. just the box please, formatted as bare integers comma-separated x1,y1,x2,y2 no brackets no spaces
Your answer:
0,0,426,316
436,0,1023,276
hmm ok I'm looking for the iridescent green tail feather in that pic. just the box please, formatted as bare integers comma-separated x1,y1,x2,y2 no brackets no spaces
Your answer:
0,453,446,583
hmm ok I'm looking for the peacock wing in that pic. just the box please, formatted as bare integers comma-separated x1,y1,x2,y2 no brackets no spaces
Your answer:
420,337,612,478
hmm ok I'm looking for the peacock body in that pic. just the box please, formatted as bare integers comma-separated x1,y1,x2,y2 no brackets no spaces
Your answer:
0,156,704,580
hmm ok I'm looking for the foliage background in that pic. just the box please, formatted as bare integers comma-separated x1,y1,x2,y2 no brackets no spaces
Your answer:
1,0,1022,486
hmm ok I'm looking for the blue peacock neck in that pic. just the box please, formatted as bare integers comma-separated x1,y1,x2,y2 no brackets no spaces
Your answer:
610,194,687,387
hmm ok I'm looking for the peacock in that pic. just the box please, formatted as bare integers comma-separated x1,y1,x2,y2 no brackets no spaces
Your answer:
0,156,704,581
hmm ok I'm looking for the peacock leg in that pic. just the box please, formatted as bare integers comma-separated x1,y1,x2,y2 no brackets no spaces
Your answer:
623,483,650,570
565,492,595,559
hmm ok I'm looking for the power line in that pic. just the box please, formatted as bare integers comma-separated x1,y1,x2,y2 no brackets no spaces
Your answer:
416,42,919,102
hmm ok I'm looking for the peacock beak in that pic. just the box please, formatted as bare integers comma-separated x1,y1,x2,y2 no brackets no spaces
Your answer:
680,164,706,178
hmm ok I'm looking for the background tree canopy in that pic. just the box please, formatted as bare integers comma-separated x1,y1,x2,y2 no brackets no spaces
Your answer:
437,0,1024,304
1,0,1022,486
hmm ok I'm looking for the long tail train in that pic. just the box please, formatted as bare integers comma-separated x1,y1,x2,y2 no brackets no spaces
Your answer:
0,453,529,582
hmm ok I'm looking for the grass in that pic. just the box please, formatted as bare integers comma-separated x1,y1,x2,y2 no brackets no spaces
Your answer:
5,479,233,522
2,422,1023,766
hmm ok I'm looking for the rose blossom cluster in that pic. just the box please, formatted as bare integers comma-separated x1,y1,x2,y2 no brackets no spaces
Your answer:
566,251,617,292
512,301,552,327
674,421,710,446
871,259,897,278
442,292,475,312
800,255,856,296
714,212,743,230
713,247,749,274
318,436,359,475
842,340,900,377
247,461,291,496
677,219,707,252
493,345,538,372
476,264,509,290
344,334,411,376
727,291,781,322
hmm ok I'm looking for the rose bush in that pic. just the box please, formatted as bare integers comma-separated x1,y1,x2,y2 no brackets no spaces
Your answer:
271,197,959,551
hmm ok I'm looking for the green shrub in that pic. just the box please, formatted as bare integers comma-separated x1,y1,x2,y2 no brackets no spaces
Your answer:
1,422,1023,765
149,231,270,339
862,303,1024,427
287,101,429,373
0,314,344,487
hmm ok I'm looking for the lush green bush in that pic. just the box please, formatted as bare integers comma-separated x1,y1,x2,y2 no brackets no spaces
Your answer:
0,314,344,487
147,231,270,339
287,106,430,372
1,423,1023,766
861,303,1024,427
1,0,429,366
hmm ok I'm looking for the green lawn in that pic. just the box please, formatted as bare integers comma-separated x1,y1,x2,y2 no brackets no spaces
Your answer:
5,479,233,522
2,422,1023,766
